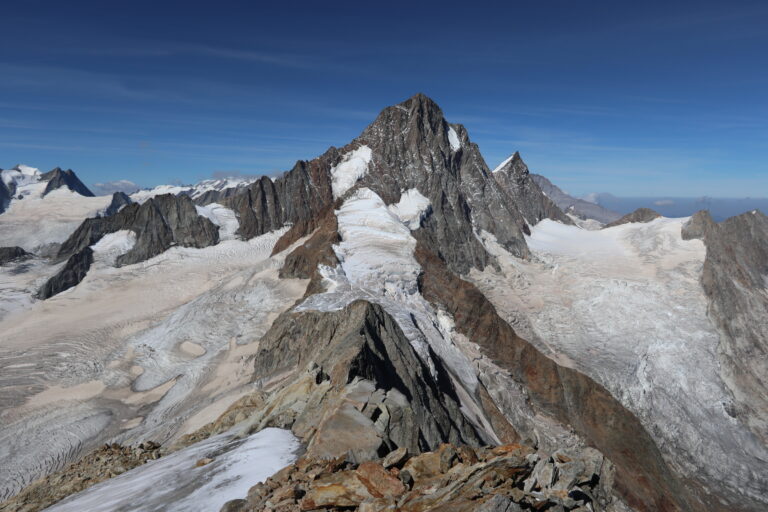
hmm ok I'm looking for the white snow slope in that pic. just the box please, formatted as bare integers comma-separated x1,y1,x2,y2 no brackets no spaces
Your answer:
0,187,111,254
0,229,308,501
44,428,300,512
470,218,768,504
330,146,372,198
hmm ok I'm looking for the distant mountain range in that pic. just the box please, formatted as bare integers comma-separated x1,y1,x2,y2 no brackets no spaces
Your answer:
582,193,768,222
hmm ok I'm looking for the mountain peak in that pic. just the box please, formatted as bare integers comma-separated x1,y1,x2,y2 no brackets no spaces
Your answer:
360,93,448,141
492,151,527,177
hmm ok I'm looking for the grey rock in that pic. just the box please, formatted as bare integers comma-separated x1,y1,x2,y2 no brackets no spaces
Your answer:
532,173,622,224
476,494,523,512
58,193,219,266
492,152,572,230
603,207,661,228
0,246,32,265
381,446,408,468
40,167,95,197
0,178,11,214
691,209,768,442
40,194,218,298
222,93,532,274
355,93,530,272
101,192,132,217
251,300,483,456
37,247,94,299
223,152,337,241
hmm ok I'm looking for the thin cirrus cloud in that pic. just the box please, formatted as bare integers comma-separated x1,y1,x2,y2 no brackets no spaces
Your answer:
57,41,353,73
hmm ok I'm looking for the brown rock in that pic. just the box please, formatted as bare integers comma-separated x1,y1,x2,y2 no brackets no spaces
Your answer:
401,451,443,483
220,498,248,512
195,457,214,467
355,461,406,499
300,471,374,510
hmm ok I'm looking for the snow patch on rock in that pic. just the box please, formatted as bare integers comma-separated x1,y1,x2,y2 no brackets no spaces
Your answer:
566,213,604,231
91,230,137,266
492,155,515,174
330,146,372,199
388,188,431,230
447,126,461,151
195,203,239,240
2,165,41,193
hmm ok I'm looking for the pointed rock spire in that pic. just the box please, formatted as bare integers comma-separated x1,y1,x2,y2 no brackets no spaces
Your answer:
492,152,571,228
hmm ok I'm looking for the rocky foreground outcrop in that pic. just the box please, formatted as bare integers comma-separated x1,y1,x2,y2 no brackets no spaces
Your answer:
246,300,482,460
222,442,613,512
0,442,161,512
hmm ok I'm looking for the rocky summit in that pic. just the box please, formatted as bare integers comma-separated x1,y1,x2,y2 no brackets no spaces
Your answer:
0,94,766,512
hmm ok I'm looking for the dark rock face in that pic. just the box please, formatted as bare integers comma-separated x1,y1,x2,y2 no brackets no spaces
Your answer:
355,93,529,272
0,246,32,265
252,300,482,458
413,239,713,512
39,194,219,299
194,184,254,206
603,207,661,228
40,167,95,197
224,153,337,242
226,94,531,275
277,207,340,297
531,173,621,224
684,210,768,444
58,194,218,266
101,192,132,217
37,248,94,299
0,179,11,214
492,152,572,229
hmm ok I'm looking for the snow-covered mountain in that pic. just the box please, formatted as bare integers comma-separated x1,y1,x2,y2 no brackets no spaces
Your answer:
130,176,259,204
1,95,766,512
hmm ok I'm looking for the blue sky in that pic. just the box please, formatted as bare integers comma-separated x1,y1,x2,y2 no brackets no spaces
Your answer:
1,0,766,197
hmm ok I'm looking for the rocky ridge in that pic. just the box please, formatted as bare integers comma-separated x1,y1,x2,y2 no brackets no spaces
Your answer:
683,209,768,443
222,442,614,512
1,94,766,512
39,193,219,298
39,167,95,198
99,191,132,217
603,208,661,228
492,152,572,230
531,174,621,224
0,442,161,512
0,246,32,265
